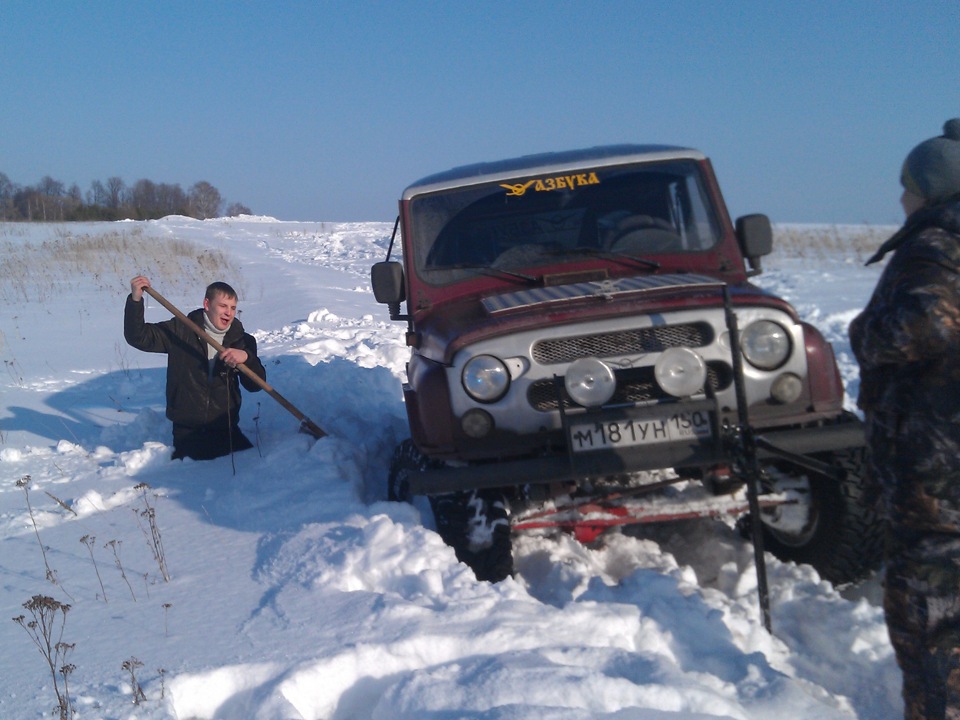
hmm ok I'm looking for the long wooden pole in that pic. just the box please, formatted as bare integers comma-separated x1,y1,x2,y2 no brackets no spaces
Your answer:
722,285,771,633
143,286,327,439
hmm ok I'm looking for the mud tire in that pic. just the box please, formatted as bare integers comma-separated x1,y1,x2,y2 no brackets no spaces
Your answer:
759,447,885,585
388,440,514,583
387,439,435,503
431,490,514,583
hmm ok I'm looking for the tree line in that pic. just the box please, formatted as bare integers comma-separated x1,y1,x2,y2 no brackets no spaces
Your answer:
0,172,252,222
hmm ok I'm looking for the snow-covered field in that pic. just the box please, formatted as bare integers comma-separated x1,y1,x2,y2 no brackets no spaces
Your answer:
0,216,901,719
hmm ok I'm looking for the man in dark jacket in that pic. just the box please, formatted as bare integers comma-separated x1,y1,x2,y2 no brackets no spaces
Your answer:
850,119,960,720
124,276,267,461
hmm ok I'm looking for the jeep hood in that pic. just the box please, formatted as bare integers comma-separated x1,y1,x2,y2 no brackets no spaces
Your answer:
414,273,793,365
481,273,722,314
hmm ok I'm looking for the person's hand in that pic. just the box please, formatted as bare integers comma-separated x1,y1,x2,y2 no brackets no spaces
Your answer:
219,348,248,369
130,276,151,302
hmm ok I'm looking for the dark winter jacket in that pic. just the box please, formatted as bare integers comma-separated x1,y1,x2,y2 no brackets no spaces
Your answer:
123,296,266,431
850,199,960,536
849,199,960,420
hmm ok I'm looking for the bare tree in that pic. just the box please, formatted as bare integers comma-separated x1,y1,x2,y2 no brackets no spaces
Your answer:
61,184,83,219
106,176,125,210
225,201,252,217
30,176,67,220
155,183,187,216
0,172,17,220
87,179,107,207
130,179,158,219
1,172,236,222
13,187,40,220
37,176,65,198
189,181,222,220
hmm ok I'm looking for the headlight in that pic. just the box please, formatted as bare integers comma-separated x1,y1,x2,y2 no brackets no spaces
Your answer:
462,355,510,402
655,347,706,398
565,357,616,407
740,320,791,370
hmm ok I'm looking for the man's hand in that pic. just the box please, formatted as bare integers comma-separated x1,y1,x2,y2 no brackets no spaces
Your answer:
219,348,249,369
130,275,151,302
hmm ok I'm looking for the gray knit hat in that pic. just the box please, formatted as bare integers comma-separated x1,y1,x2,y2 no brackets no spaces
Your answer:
901,118,960,204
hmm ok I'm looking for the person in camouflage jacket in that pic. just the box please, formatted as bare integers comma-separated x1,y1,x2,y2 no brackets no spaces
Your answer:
850,118,960,720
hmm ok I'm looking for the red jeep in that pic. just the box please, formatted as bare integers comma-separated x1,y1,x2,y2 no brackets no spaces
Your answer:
372,145,882,584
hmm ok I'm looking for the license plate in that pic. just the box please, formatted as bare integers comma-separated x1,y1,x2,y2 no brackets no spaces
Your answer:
569,409,712,452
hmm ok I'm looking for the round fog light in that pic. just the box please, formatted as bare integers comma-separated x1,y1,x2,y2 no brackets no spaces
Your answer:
770,373,803,404
461,408,494,438
565,357,616,407
655,347,707,398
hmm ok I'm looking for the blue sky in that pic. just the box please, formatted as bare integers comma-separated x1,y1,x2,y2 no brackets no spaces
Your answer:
2,0,958,225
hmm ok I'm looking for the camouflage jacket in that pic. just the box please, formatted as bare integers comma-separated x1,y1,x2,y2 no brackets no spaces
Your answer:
849,199,960,420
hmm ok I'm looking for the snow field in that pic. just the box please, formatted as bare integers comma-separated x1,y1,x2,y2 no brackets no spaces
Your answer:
0,217,900,718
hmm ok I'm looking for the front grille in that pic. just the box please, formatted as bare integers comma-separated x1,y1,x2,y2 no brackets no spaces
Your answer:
532,322,712,365
527,362,731,412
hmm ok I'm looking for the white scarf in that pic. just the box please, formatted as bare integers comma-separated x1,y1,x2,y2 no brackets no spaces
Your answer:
202,312,229,361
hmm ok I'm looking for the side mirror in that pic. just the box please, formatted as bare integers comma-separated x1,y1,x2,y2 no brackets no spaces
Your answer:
735,214,773,276
371,261,404,304
371,261,408,321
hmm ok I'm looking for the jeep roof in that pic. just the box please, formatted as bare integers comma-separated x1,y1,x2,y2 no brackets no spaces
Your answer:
403,144,706,199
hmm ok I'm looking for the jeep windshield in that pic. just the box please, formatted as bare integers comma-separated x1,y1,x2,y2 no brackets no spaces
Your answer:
409,159,721,286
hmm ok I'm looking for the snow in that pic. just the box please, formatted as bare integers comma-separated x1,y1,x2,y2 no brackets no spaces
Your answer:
0,216,902,719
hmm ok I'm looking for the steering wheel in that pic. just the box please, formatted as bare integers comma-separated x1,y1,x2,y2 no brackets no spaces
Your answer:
607,215,681,254
492,243,557,268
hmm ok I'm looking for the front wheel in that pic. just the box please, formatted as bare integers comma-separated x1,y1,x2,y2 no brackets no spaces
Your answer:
757,447,885,585
431,489,514,583
387,439,433,502
388,440,514,583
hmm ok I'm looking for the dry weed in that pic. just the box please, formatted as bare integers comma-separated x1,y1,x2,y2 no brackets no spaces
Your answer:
771,224,894,263
121,657,147,705
134,483,169,582
0,225,241,304
12,595,75,719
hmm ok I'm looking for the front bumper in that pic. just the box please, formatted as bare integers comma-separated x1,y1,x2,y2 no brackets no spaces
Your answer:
408,412,865,495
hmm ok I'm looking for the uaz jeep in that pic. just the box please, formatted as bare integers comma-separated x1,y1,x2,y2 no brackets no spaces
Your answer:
372,145,882,584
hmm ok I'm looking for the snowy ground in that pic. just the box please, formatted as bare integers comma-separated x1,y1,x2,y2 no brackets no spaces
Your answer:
0,217,901,719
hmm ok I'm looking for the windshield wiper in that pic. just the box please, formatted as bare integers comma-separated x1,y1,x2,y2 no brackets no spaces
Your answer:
447,264,541,285
548,247,660,270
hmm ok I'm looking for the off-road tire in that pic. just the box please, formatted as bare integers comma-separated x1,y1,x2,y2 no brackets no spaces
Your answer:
431,490,514,583
387,439,435,503
759,446,885,585
388,440,514,583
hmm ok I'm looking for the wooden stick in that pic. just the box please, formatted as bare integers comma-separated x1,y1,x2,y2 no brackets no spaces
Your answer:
143,286,327,439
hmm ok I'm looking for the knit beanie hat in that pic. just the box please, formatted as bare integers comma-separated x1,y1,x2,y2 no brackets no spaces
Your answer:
901,118,960,204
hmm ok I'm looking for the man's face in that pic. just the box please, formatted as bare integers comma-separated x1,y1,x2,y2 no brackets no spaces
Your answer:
203,292,237,331
900,189,926,217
